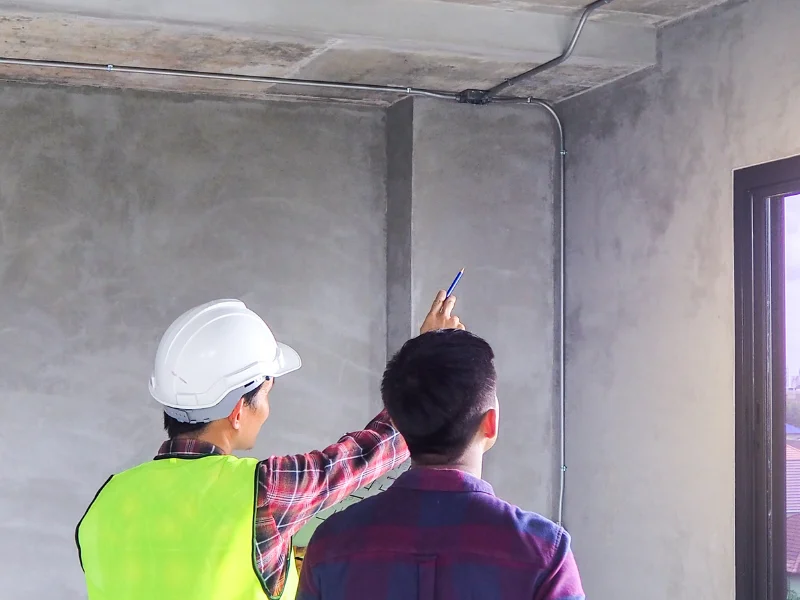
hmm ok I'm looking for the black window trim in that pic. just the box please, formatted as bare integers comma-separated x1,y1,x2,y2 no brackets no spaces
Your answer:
735,154,800,600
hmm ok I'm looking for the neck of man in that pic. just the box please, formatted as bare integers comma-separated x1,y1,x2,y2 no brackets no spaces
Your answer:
184,422,234,455
413,445,484,479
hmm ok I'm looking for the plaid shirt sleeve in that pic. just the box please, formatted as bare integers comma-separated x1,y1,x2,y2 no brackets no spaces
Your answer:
253,408,409,592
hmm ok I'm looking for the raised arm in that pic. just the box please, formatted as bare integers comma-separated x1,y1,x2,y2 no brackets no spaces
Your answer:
259,288,465,539
258,408,408,538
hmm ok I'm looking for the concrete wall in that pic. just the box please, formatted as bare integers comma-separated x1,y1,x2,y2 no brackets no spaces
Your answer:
7,2,797,595
0,84,561,598
409,99,558,512
559,0,800,598
0,85,388,598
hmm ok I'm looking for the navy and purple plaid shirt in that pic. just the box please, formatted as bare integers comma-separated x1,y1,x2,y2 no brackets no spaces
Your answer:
298,468,585,600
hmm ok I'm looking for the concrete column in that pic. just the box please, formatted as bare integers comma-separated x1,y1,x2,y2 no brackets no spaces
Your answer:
387,98,559,514
385,98,415,359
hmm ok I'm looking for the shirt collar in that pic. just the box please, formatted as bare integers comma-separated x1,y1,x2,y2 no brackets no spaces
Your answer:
155,438,225,459
393,467,495,495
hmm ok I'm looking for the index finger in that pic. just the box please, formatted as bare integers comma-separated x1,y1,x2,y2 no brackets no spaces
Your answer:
428,290,446,314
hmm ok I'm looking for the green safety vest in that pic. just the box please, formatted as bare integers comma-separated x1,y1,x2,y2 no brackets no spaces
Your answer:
76,455,299,600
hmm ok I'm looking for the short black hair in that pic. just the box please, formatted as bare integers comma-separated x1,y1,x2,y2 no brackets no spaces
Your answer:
163,380,266,439
381,329,497,464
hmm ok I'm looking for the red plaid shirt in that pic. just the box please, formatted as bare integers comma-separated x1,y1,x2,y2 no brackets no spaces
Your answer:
154,409,408,597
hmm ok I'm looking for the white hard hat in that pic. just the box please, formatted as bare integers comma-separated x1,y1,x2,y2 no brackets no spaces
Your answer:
149,299,301,424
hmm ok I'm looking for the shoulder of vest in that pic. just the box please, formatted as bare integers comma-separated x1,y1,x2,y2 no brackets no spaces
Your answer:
146,453,260,466
75,473,115,572
112,455,260,481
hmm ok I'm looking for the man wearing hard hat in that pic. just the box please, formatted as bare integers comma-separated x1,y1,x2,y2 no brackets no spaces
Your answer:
75,291,464,600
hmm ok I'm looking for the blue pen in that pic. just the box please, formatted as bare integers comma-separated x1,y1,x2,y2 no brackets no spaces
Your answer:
445,268,464,298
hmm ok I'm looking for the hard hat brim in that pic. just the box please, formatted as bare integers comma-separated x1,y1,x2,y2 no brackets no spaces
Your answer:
272,342,302,377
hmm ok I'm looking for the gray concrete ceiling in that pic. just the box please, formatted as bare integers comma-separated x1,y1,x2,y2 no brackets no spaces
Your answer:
0,0,738,104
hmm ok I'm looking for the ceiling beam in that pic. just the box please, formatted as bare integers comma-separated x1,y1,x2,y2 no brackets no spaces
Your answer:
0,0,657,68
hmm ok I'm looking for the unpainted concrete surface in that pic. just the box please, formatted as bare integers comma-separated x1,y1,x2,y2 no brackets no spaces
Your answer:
0,9,641,105
0,84,388,598
439,0,730,23
0,0,662,104
0,79,564,599
385,98,415,360
411,99,559,512
559,0,800,598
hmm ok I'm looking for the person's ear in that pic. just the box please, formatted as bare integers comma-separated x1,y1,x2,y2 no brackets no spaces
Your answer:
481,407,498,440
227,397,246,430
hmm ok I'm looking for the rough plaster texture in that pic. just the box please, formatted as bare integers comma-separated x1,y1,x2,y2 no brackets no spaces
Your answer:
0,0,661,104
439,0,728,23
410,99,558,512
385,98,414,361
0,84,388,598
558,0,800,598
0,1,739,105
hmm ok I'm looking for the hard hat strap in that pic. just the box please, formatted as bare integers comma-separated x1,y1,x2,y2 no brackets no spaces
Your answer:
163,376,268,424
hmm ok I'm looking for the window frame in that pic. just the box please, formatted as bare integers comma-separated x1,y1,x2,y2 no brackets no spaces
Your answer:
734,155,800,600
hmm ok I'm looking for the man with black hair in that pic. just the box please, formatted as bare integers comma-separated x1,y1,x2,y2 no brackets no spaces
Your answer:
75,291,463,600
298,329,585,600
